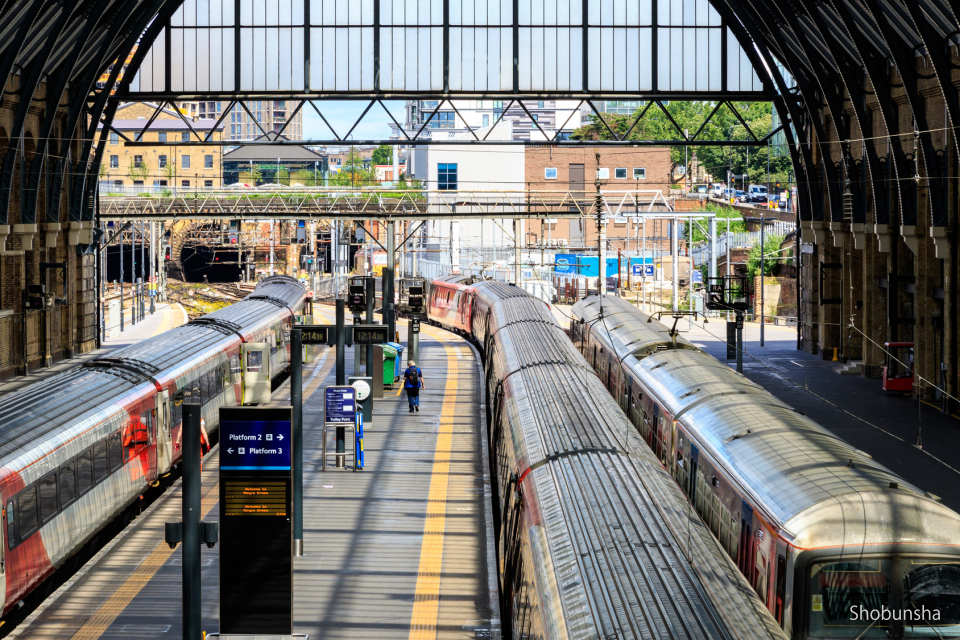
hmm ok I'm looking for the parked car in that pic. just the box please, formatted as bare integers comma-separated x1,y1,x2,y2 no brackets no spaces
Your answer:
734,190,747,201
711,183,726,197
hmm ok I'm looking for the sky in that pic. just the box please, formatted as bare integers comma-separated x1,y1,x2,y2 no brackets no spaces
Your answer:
301,100,405,143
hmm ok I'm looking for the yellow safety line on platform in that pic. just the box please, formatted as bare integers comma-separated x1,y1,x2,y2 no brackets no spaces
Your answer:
408,333,458,640
71,483,220,640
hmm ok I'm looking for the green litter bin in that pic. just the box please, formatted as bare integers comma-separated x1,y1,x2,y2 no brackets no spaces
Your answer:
381,343,399,388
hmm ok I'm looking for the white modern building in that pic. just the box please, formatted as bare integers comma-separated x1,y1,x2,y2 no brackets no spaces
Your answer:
404,99,585,142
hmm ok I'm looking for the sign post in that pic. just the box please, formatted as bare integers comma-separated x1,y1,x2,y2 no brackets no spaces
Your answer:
324,386,357,469
218,407,293,637
291,329,304,557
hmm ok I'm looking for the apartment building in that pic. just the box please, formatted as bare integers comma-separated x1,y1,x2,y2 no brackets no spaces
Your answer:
96,102,224,193
403,99,585,141
177,100,303,141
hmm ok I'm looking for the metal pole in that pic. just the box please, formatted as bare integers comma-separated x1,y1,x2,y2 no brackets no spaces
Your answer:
130,223,136,325
181,404,202,640
688,216,693,329
150,221,156,314
335,299,346,467
641,218,646,311
386,220,396,340
99,224,105,344
120,223,125,332
140,221,146,320
709,216,717,282
761,214,765,347
672,218,679,312
291,328,303,556
365,277,374,377
596,151,605,297
736,312,744,374
514,219,520,284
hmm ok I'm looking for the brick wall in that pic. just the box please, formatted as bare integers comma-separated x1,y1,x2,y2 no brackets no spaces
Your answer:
754,276,797,317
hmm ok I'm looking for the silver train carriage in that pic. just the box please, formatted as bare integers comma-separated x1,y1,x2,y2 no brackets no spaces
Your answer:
468,281,787,640
571,294,960,639
0,275,304,618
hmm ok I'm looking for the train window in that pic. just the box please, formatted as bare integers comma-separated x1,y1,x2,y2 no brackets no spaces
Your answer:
755,548,768,604
728,521,739,560
200,373,210,404
109,433,123,471
18,485,39,539
78,448,94,494
230,355,241,379
5,501,13,549
39,472,58,523
172,392,184,426
902,559,960,629
59,460,77,508
93,441,109,481
247,351,263,373
808,559,891,636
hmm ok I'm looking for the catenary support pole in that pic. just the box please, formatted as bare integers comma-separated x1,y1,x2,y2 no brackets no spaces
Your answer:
386,220,395,340
672,217,679,313
761,214,766,347
596,151,605,296
736,312,744,374
335,299,346,467
291,328,303,556
365,276,374,377
181,404,202,640
514,219,520,285
140,220,145,320
120,223,125,331
150,220,156,314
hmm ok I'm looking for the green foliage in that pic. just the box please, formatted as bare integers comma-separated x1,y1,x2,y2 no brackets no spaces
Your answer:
127,158,149,183
277,166,290,185
239,164,262,185
331,146,376,187
686,203,747,244
371,144,393,166
291,169,320,186
571,102,793,185
746,234,785,279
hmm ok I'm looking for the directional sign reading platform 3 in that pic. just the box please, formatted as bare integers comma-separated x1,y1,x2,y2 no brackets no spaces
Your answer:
221,418,292,470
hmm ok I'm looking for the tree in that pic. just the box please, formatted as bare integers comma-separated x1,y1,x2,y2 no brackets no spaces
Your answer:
127,157,149,183
371,144,393,166
291,169,319,186
746,233,785,279
686,203,747,244
239,164,262,185
277,166,290,185
332,146,375,187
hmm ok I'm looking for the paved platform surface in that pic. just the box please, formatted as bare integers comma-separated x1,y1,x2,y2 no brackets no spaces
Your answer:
0,301,187,398
12,314,499,640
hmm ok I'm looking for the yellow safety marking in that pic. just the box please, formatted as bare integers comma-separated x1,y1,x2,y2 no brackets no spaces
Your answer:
71,483,220,640
408,335,459,640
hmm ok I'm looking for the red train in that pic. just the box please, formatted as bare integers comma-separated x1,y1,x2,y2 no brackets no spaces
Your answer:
0,276,304,618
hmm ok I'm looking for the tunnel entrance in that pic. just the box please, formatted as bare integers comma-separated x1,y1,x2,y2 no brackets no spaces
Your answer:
180,245,244,283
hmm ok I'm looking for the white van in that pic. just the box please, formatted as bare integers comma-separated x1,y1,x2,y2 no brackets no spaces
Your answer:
747,184,768,202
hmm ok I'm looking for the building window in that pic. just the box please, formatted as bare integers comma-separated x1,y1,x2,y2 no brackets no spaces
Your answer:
545,167,558,180
537,101,544,108
134,155,144,168
429,112,455,129
109,155,119,169
476,100,483,108
158,132,167,143
633,167,646,179
182,180,190,187
438,163,457,190
615,167,627,179
204,155,213,168
204,180,213,187
230,124,236,136
597,168,609,180
182,155,190,169
159,155,167,168
114,180,123,188
531,114,539,122
482,114,489,128
109,132,118,145
133,180,144,187
181,131,189,142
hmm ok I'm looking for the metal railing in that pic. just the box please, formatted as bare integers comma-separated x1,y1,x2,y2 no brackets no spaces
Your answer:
691,225,796,263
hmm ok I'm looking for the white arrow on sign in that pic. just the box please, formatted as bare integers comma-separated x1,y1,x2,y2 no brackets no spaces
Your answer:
277,434,284,440
227,448,234,454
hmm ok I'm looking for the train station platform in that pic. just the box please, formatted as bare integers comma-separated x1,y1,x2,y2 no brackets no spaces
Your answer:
11,316,499,640
0,301,187,399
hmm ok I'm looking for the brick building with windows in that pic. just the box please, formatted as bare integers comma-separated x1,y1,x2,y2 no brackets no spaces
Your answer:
95,102,224,193
523,146,674,253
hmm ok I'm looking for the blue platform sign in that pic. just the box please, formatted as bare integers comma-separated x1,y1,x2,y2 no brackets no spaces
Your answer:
325,386,356,424
221,418,292,471
631,264,643,276
692,270,704,284
555,254,577,274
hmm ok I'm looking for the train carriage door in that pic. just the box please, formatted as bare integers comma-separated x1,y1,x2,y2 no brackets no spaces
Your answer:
242,342,272,404
739,501,754,577
157,390,173,475
689,445,700,507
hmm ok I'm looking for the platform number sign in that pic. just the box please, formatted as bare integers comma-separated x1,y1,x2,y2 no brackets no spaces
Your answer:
410,319,421,334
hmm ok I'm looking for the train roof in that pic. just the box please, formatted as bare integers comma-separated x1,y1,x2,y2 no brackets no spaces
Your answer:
486,290,786,639
572,295,698,359
597,302,960,549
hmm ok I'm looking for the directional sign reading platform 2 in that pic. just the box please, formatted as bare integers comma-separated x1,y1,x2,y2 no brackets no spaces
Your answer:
220,418,292,470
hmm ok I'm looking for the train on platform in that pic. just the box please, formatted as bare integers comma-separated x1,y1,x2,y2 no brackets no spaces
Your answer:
426,274,788,640
0,275,304,618
571,294,960,639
